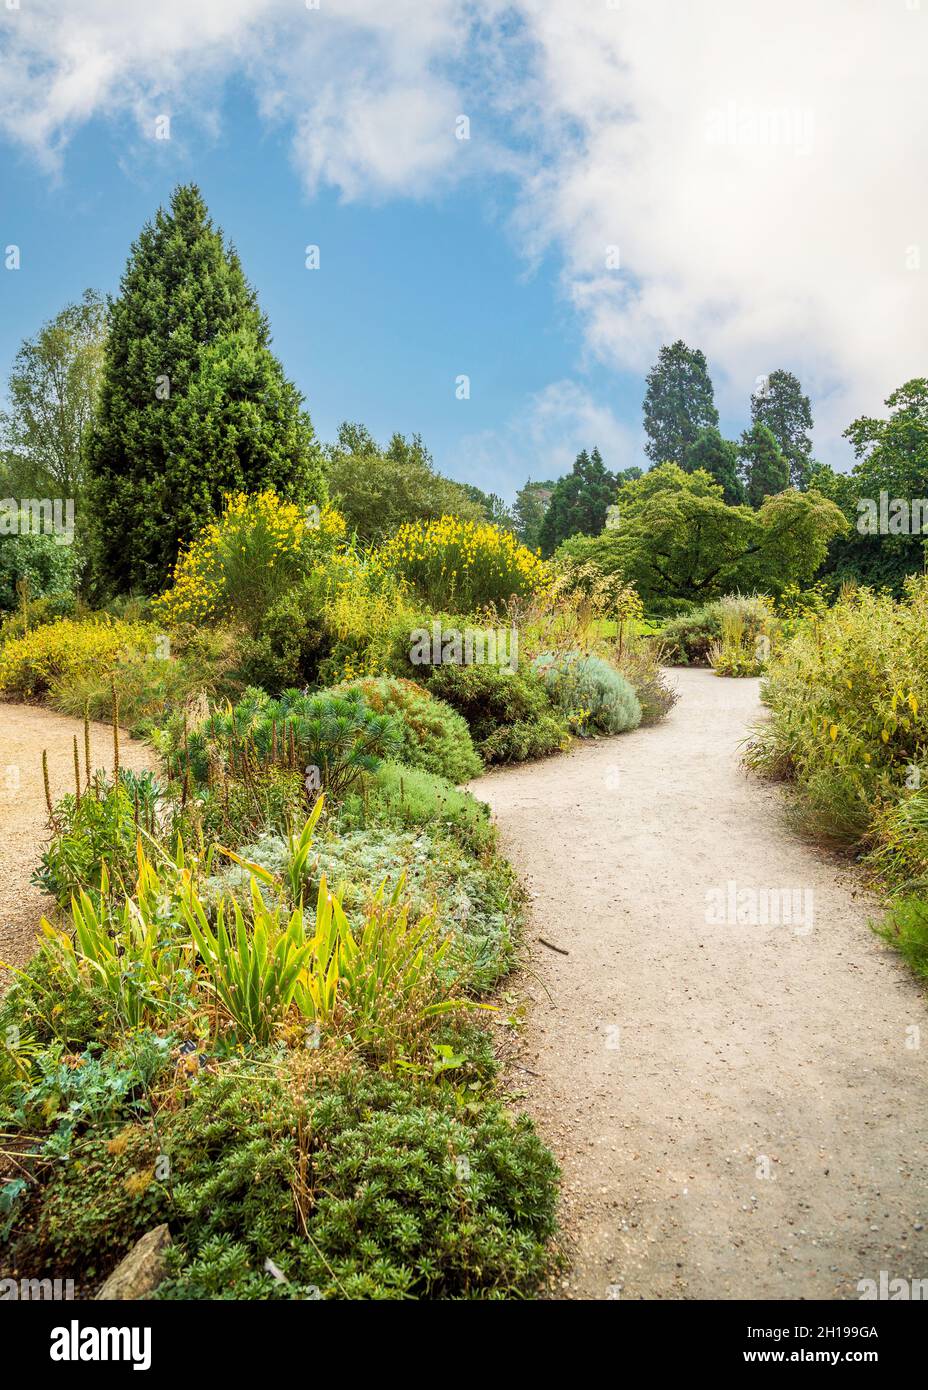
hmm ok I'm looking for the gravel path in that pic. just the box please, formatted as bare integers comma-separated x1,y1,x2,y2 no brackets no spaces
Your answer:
0,703,154,977
474,668,927,1300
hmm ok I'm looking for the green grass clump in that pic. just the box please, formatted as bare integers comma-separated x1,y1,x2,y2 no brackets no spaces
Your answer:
338,760,496,856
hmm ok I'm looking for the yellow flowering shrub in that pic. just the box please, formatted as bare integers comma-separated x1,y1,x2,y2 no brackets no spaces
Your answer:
155,491,346,629
375,515,549,611
0,616,160,698
312,551,422,683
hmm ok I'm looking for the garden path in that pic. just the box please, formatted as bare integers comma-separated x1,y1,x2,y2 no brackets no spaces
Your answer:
0,704,154,978
474,667,927,1299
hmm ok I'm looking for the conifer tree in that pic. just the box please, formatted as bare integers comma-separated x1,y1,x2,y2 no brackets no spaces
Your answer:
86,184,324,593
683,426,744,505
643,340,719,465
739,421,790,508
538,447,617,556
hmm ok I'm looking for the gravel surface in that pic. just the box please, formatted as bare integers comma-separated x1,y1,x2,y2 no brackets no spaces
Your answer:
0,703,154,978
473,667,927,1300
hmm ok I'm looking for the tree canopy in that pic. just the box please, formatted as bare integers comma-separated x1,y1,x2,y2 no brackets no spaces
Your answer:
0,289,107,504
811,379,928,594
682,426,744,505
556,463,847,610
739,421,790,508
751,369,814,488
512,479,556,550
323,423,483,544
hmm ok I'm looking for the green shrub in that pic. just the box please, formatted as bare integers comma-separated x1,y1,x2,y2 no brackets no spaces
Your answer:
34,768,161,905
866,791,928,893
375,515,548,610
0,949,118,1051
333,677,482,784
873,898,928,981
171,685,402,802
6,1034,172,1162
155,1064,558,1300
50,625,241,735
0,615,160,699
426,663,570,765
532,651,641,735
745,578,928,839
745,575,928,982
30,1122,167,1276
0,592,78,644
173,766,307,847
211,823,514,993
659,594,775,666
232,582,328,692
613,639,678,725
0,527,76,613
337,761,496,857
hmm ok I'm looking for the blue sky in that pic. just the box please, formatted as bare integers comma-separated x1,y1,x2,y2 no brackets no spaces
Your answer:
1,1,924,494
0,85,653,501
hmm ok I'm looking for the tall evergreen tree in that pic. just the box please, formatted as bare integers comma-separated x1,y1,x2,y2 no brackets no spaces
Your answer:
683,426,744,505
85,184,324,594
643,340,719,465
538,447,617,557
739,421,790,508
751,368,814,488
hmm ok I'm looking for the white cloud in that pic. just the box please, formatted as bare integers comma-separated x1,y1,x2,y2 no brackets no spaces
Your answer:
446,380,640,498
1,0,925,462
506,0,928,463
0,0,499,195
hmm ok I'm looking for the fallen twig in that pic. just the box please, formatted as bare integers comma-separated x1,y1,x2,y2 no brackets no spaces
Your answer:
537,936,569,956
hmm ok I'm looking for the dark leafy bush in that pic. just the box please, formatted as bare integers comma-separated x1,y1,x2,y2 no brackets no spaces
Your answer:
232,582,329,693
426,664,569,765
0,528,76,613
